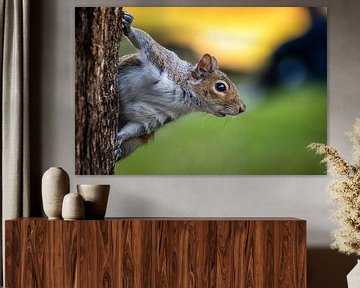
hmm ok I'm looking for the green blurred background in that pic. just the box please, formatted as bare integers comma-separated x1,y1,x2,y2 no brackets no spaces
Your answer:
115,7,327,175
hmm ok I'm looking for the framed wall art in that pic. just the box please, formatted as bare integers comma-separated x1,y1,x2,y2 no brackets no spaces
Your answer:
75,7,327,175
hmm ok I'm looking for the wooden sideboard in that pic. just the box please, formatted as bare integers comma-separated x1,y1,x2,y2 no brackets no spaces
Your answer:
5,218,306,287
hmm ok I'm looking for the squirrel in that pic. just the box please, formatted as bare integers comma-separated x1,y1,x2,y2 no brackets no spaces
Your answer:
115,11,246,161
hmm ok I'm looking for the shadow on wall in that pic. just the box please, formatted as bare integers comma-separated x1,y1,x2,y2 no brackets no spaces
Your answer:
308,248,357,287
29,0,45,216
108,192,183,217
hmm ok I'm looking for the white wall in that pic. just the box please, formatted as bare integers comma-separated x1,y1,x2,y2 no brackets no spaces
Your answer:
32,0,360,247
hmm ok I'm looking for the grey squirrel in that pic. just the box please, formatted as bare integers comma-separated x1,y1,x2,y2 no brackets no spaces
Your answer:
115,11,246,161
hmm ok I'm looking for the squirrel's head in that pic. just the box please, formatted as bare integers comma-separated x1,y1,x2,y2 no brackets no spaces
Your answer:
190,54,246,117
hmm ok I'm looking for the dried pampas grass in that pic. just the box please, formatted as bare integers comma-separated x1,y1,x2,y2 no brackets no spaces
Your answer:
308,118,360,256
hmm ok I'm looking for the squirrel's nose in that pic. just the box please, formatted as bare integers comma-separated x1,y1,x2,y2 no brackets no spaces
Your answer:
239,103,246,113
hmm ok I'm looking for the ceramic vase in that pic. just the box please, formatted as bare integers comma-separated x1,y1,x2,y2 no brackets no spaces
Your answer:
62,192,85,220
42,167,69,219
347,259,360,288
77,184,110,219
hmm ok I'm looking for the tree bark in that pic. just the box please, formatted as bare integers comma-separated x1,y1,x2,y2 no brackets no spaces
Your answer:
75,7,123,175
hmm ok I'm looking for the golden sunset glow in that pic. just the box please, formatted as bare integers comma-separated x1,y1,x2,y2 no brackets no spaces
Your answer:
125,7,311,72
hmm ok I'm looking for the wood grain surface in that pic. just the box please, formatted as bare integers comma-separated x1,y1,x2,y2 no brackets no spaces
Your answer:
5,218,306,287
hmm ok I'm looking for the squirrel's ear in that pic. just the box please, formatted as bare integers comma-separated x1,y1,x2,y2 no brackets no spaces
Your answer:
193,54,219,79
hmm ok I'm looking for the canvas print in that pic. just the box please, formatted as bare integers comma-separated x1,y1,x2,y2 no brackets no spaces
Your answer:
75,7,327,175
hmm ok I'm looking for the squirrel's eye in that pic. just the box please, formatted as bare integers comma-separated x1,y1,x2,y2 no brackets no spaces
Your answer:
215,82,227,92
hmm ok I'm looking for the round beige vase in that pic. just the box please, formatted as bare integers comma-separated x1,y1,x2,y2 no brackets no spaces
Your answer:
62,192,85,220
42,167,70,219
77,184,110,219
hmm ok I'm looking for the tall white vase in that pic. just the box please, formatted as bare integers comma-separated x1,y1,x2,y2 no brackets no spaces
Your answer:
42,167,70,219
347,260,360,288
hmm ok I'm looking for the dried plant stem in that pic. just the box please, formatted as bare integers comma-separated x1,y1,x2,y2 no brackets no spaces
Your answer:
308,118,360,256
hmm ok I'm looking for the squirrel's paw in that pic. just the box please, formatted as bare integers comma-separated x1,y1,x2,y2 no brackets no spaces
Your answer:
114,145,122,162
122,11,134,36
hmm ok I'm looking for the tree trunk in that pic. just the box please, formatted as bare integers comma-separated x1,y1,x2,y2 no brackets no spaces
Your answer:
75,7,123,175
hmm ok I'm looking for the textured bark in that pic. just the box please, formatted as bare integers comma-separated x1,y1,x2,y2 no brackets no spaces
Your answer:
75,7,123,175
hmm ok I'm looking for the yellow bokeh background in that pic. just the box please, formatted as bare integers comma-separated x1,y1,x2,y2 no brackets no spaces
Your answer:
125,7,311,72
